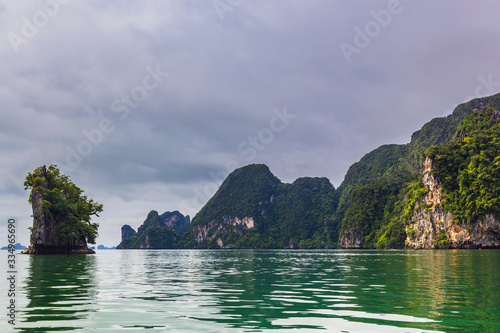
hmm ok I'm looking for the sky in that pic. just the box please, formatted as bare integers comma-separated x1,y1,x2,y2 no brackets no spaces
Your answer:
1,0,500,247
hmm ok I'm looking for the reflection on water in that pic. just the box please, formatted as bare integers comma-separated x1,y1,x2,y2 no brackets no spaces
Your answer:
189,250,447,332
403,250,500,332
16,255,97,332
4,250,499,332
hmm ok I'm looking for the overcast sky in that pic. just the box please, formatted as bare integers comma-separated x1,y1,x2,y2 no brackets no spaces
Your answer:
1,0,499,247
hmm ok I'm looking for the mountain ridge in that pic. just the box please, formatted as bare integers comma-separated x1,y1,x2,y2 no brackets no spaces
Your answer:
117,93,500,249
117,210,190,249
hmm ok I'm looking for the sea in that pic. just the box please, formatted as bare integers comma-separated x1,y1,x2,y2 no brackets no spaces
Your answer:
1,249,499,332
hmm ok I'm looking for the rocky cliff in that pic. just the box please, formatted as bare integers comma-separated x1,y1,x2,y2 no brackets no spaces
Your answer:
117,210,190,249
192,216,255,248
121,225,136,241
338,95,500,249
22,166,94,254
159,211,190,236
339,233,362,249
406,157,500,249
190,164,337,249
114,94,500,250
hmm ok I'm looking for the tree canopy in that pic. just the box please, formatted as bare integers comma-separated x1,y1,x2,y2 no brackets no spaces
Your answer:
24,165,103,244
427,107,500,224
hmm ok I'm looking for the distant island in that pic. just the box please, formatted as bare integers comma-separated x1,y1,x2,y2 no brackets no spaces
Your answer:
1,243,27,250
97,245,116,250
117,211,190,249
88,245,116,250
117,94,500,250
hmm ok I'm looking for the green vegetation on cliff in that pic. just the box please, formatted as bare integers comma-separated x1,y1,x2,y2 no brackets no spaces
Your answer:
193,164,281,226
427,107,500,224
338,94,500,248
117,210,190,249
269,177,338,248
116,94,500,250
341,171,413,248
191,164,338,249
24,165,103,246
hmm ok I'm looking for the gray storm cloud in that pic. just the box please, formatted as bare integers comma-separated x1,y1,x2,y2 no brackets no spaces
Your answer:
1,0,499,246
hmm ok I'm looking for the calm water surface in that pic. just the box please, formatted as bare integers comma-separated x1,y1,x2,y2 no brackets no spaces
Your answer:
1,250,499,332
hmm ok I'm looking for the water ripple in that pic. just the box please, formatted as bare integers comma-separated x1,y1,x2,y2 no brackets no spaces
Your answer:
1,249,498,332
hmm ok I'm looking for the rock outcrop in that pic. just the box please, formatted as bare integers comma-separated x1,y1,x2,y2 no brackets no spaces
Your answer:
189,164,338,249
117,210,190,249
161,211,190,236
192,216,255,247
339,233,363,249
121,225,136,241
406,157,500,249
22,166,94,254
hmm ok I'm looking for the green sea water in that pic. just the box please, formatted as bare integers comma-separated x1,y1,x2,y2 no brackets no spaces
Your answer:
1,249,499,332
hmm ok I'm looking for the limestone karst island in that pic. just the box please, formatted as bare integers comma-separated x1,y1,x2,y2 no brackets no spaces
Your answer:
22,95,500,253
22,165,103,254
117,94,500,250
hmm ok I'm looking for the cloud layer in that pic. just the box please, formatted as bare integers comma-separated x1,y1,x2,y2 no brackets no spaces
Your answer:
1,0,500,246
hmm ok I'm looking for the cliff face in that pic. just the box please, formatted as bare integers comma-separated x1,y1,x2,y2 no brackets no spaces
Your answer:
190,164,338,249
121,225,136,241
339,233,363,249
406,157,500,249
113,95,499,250
160,211,190,236
192,216,255,248
335,94,500,249
22,166,94,254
